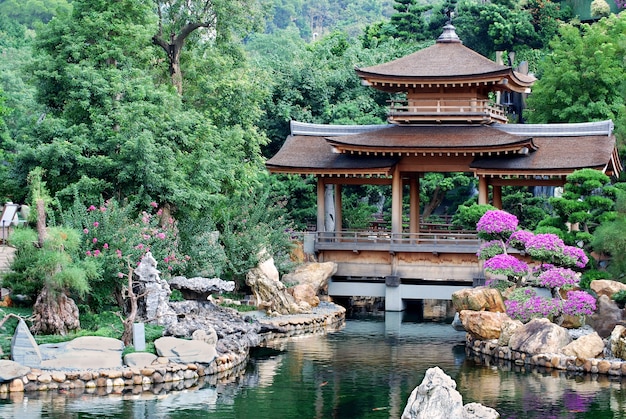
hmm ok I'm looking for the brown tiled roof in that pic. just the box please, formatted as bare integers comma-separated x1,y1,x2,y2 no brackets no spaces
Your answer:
470,135,618,175
265,135,398,175
326,125,535,154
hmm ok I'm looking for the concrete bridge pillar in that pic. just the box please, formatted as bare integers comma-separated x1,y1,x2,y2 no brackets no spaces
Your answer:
385,275,405,311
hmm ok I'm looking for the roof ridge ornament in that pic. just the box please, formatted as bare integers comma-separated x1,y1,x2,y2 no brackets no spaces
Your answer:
437,23,462,44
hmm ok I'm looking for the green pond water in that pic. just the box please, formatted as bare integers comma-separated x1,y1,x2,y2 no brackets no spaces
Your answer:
2,313,626,418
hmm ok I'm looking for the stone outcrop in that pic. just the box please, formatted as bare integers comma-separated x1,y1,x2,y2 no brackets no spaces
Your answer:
609,325,626,359
497,318,523,347
246,256,310,315
39,336,125,370
590,279,626,299
123,352,157,368
154,336,217,364
561,331,604,359
452,287,506,313
10,319,41,368
281,262,337,293
402,366,499,419
587,295,624,338
0,360,30,382
508,318,571,355
135,252,177,327
459,310,510,340
168,276,235,300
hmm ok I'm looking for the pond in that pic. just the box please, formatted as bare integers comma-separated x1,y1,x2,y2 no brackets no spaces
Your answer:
2,312,626,418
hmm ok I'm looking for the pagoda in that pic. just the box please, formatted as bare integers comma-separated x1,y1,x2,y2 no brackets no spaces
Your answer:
266,24,622,237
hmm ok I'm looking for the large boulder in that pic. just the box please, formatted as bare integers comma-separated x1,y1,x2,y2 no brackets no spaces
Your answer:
459,310,510,340
590,279,626,299
288,283,319,309
561,332,604,359
498,318,524,347
0,360,30,382
281,262,337,294
39,336,124,370
587,295,624,338
452,288,506,313
154,336,217,364
509,318,571,354
11,319,42,368
135,251,177,327
402,366,499,419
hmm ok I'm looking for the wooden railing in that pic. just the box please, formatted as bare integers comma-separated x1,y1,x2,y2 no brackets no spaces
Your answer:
315,229,480,253
387,99,507,123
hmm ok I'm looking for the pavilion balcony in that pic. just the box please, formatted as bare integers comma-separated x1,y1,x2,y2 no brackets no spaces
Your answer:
314,229,480,254
388,99,508,124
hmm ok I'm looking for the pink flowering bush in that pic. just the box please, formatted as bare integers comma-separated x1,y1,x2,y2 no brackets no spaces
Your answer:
507,229,535,251
505,294,562,323
525,233,565,261
476,210,519,240
61,199,188,310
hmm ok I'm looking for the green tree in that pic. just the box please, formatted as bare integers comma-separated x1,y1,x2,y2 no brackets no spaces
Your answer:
0,0,71,28
524,13,626,149
389,0,433,42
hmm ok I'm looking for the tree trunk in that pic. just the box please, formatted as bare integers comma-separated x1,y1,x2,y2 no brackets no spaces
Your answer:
31,287,80,335
36,199,46,248
121,265,138,346
422,186,444,220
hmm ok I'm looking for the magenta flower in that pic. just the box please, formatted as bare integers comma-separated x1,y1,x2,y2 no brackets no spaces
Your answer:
561,245,589,269
562,291,596,316
150,201,158,208
103,243,109,249
86,250,92,256
93,221,99,228
117,272,124,278
484,254,529,277
87,205,97,211
116,249,122,258
92,237,98,244
93,249,101,257
537,267,579,288
157,232,166,240
507,230,534,250
477,210,519,235
476,240,505,260
83,228,89,234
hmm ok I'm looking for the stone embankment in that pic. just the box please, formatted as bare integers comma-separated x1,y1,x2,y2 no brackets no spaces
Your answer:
0,302,346,396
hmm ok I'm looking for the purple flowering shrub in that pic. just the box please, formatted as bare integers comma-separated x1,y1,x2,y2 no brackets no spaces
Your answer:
562,291,596,316
537,267,580,288
476,210,519,240
505,295,562,323
484,254,529,279
507,229,534,251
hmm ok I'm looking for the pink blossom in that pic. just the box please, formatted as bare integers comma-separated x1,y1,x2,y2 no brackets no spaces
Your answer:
87,205,97,211
92,237,98,244
86,250,92,256
157,232,166,240
156,209,163,216
484,254,529,277
562,291,596,316
117,272,124,278
93,249,101,257
103,243,109,249
116,249,122,258
83,228,89,234
477,210,519,235
100,206,106,212
537,267,579,288
150,201,158,208
93,221,99,228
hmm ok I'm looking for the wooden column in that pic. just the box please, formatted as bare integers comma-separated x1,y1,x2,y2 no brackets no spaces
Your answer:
316,178,325,232
492,185,502,209
391,167,403,235
409,176,420,234
334,184,342,232
478,176,488,205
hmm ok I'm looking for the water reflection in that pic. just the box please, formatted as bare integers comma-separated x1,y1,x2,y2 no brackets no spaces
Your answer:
3,314,626,418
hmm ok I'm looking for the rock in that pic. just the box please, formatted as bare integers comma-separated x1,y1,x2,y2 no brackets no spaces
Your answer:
497,319,523,347
590,279,626,299
423,300,455,322
246,256,307,315
561,332,604,359
452,288,506,313
281,262,337,294
451,312,465,331
402,366,499,419
154,336,217,364
288,283,320,308
609,325,626,360
169,276,235,300
124,352,158,368
560,314,584,329
459,310,510,340
39,336,124,370
0,360,30,381
191,327,218,345
587,295,624,338
135,251,177,327
509,318,572,355
167,301,261,355
464,403,500,419
10,319,42,367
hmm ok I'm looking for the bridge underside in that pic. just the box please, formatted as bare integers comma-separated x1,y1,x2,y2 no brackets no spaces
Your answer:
318,246,482,311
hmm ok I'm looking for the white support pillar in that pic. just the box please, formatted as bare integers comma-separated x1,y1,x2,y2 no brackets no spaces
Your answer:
334,184,342,233
325,184,336,232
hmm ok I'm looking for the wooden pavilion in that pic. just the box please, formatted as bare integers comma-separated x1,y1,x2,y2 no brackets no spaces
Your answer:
266,24,622,237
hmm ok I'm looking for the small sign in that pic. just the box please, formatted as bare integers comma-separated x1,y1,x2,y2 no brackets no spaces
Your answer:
133,322,146,351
